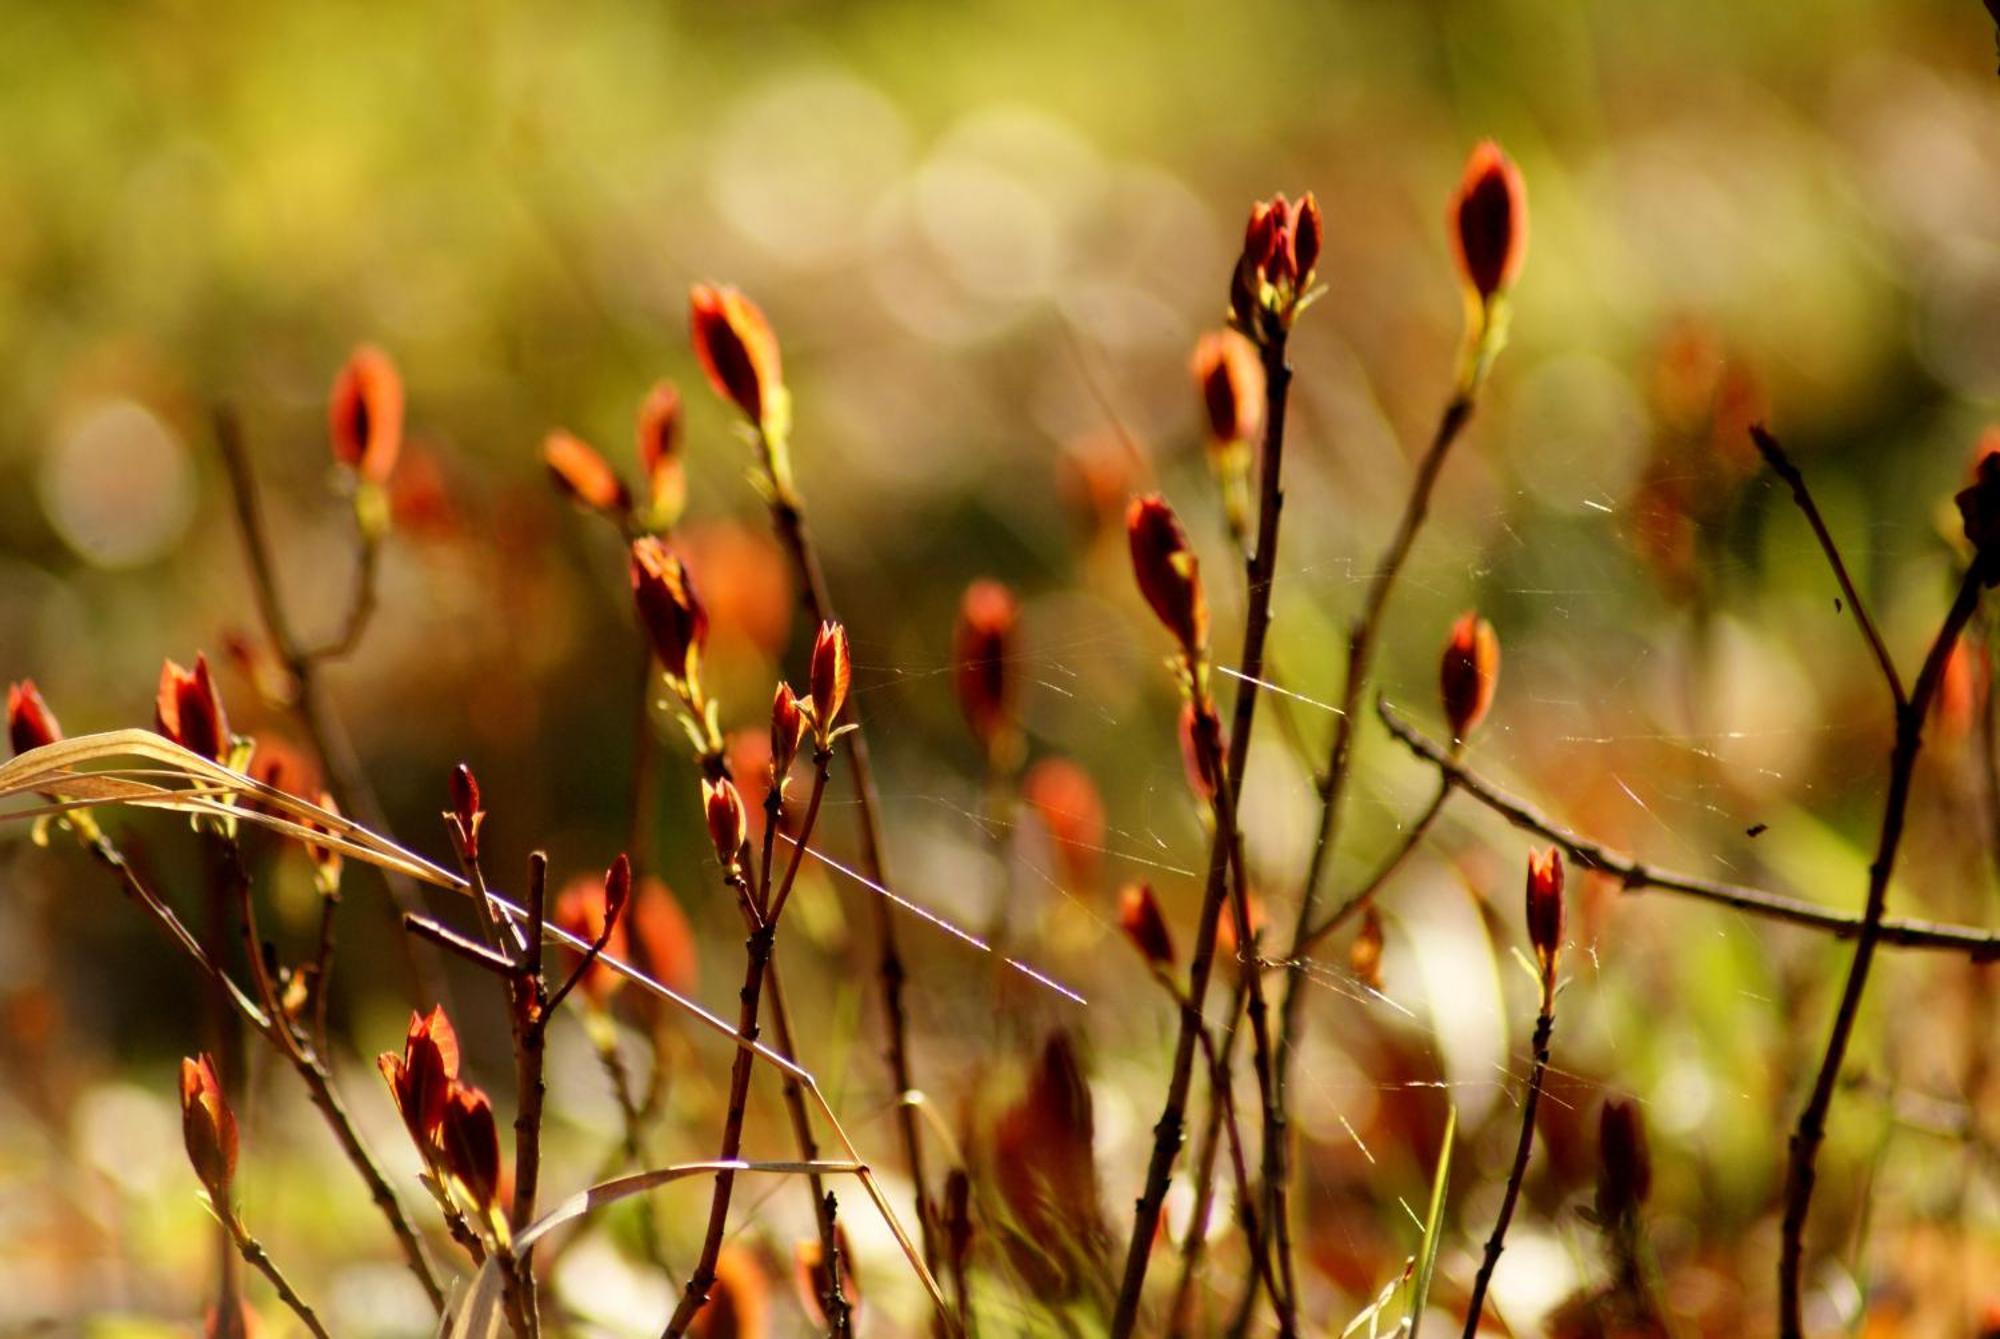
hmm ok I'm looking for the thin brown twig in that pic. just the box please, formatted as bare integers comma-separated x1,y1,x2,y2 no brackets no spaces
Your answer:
1461,1005,1555,1337
228,1219,332,1339
1112,326,1298,1339
1296,777,1451,957
1375,698,2000,958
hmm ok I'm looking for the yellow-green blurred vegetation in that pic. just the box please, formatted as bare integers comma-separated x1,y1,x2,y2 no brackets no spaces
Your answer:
4,0,2000,1335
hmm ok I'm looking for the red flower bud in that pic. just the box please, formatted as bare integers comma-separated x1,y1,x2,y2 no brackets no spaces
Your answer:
1450,140,1528,304
810,621,851,743
7,680,61,756
1126,494,1208,661
692,1246,769,1339
631,876,700,997
438,1081,501,1213
1439,612,1501,744
554,865,633,1005
450,763,484,861
953,580,1019,757
703,777,750,878
1023,757,1105,893
1178,701,1222,805
1190,330,1265,447
1525,846,1565,981
543,430,631,513
1118,883,1176,969
770,682,809,784
328,345,404,484
1594,1096,1653,1225
630,537,708,684
637,381,687,520
377,1005,461,1157
155,654,231,761
179,1053,238,1202
690,284,784,431
1231,193,1322,336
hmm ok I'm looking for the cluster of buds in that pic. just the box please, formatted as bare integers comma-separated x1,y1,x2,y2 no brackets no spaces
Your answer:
630,536,722,756
1525,846,1566,1004
1117,882,1175,971
155,654,235,764
953,579,1020,769
378,1006,504,1224
1439,612,1501,747
1229,193,1323,346
1449,141,1529,377
1189,330,1265,542
1126,495,1209,676
690,283,791,466
328,345,405,538
179,1053,238,1209
542,381,686,532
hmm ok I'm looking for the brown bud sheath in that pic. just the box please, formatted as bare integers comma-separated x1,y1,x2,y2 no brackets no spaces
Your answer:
953,580,1019,756
1595,1095,1653,1225
179,1053,238,1203
630,537,709,684
1191,330,1265,448
155,654,230,761
438,1082,501,1213
1450,140,1528,303
1439,612,1501,744
7,680,61,756
690,283,784,430
543,430,631,513
770,682,809,783
703,777,750,878
1126,494,1209,662
1525,846,1565,981
450,763,484,861
328,345,405,484
809,620,851,743
1118,883,1176,969
637,380,686,519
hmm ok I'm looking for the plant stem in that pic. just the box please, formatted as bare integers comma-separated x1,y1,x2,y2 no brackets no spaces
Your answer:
759,449,940,1281
1375,699,2000,958
1296,778,1451,957
230,1219,332,1339
1776,560,1988,1337
1461,1007,1554,1337
1111,328,1296,1339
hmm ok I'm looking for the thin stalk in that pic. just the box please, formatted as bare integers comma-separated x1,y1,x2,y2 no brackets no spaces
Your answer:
1777,560,1989,1337
1297,777,1451,957
228,1218,332,1339
1461,1007,1554,1336
1110,328,1297,1339
758,440,940,1279
1375,699,2000,958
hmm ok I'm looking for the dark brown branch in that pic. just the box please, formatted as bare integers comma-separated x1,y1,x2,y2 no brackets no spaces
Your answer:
1461,1006,1555,1337
402,913,524,978
1750,425,1905,707
1296,777,1451,957
1112,327,1298,1339
1778,559,1990,1337
1376,698,2000,958
228,1218,332,1339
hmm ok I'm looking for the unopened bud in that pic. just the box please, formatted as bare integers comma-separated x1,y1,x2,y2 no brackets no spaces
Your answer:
1525,846,1565,983
1439,612,1500,744
1450,140,1528,305
1118,883,1176,969
178,1053,238,1204
1594,1096,1653,1225
809,621,851,746
328,345,405,484
544,430,631,513
1126,494,1208,663
954,580,1019,760
690,283,785,434
703,778,750,879
631,537,708,685
155,654,231,762
7,680,61,756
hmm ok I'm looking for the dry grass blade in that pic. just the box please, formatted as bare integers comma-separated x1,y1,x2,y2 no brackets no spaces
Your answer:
517,1160,865,1254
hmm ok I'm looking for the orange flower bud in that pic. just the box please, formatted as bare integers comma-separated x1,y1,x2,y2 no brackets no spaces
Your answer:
328,345,404,484
1178,701,1221,805
770,682,809,785
1126,494,1208,662
703,777,750,878
637,381,687,520
1525,846,1565,981
450,763,484,861
179,1053,237,1202
7,680,61,756
630,876,699,997
1450,140,1528,304
155,654,231,761
1439,612,1500,744
1190,330,1265,447
377,1005,460,1157
630,537,708,684
1594,1095,1653,1225
438,1081,501,1213
953,580,1019,757
1118,883,1175,968
1023,757,1105,893
543,430,631,513
689,284,784,432
692,1245,769,1339
810,620,851,744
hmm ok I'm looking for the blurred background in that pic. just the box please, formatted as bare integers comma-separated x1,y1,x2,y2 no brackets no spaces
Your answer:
4,0,2000,1334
